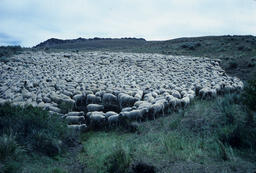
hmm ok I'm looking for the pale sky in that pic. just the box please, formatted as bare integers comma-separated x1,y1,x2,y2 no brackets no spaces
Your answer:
0,0,255,47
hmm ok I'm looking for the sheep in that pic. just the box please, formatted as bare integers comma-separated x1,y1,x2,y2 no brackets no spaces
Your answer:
108,114,120,127
86,94,101,104
134,101,152,110
87,104,104,112
48,105,62,113
134,90,143,100
58,98,76,111
165,94,179,109
48,111,64,116
102,93,118,106
180,96,190,107
0,98,7,105
87,111,106,129
199,88,217,99
150,99,168,119
105,111,118,118
181,91,187,97
187,90,196,100
65,116,85,124
73,93,86,105
68,124,88,132
121,107,133,112
144,93,154,103
118,93,138,109
67,111,85,117
171,90,181,99
120,109,148,122
151,91,158,98
95,91,104,97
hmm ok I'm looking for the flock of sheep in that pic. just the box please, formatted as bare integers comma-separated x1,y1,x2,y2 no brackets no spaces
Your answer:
0,51,244,131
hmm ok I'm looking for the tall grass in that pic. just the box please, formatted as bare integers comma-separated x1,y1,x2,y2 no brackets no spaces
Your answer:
0,103,79,172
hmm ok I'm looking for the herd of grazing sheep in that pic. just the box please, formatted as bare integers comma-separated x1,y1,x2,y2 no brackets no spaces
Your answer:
0,51,244,131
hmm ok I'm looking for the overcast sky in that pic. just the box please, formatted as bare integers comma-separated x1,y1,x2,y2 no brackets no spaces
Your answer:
0,0,255,47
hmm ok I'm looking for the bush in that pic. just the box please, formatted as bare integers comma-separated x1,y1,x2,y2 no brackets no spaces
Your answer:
216,95,237,124
0,134,24,173
228,61,238,69
242,80,256,111
2,160,23,173
0,134,24,161
0,46,22,63
218,124,256,149
104,145,132,173
216,92,256,150
51,167,68,173
0,103,76,157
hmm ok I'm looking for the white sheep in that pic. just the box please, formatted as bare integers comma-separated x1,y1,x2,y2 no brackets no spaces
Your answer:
65,116,85,124
121,107,133,112
48,105,62,113
199,88,217,99
102,93,118,106
120,109,148,122
134,90,143,100
171,90,181,99
108,114,120,126
87,104,104,112
68,124,88,132
144,93,154,103
86,94,101,104
87,111,106,128
67,111,85,117
105,111,118,118
73,93,86,105
118,93,138,109
150,99,168,119
180,96,190,107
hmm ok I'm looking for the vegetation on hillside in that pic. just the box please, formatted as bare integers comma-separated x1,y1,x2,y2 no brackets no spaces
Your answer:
76,86,256,173
0,36,255,172
0,104,79,173
0,46,22,63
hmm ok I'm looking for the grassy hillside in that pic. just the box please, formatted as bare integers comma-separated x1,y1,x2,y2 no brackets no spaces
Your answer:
1,84,256,172
1,35,256,172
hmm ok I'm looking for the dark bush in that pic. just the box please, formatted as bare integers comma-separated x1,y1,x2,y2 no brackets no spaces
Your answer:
242,80,256,111
0,134,24,161
0,46,22,62
216,95,236,124
228,61,238,69
132,161,156,173
0,103,77,157
219,124,256,149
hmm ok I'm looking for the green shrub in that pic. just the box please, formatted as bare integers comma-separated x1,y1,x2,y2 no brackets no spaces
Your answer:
51,167,68,173
216,95,237,124
242,80,256,111
228,61,238,69
0,134,24,161
216,140,236,161
104,145,132,173
219,124,256,149
0,46,22,63
0,103,76,157
2,160,22,173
